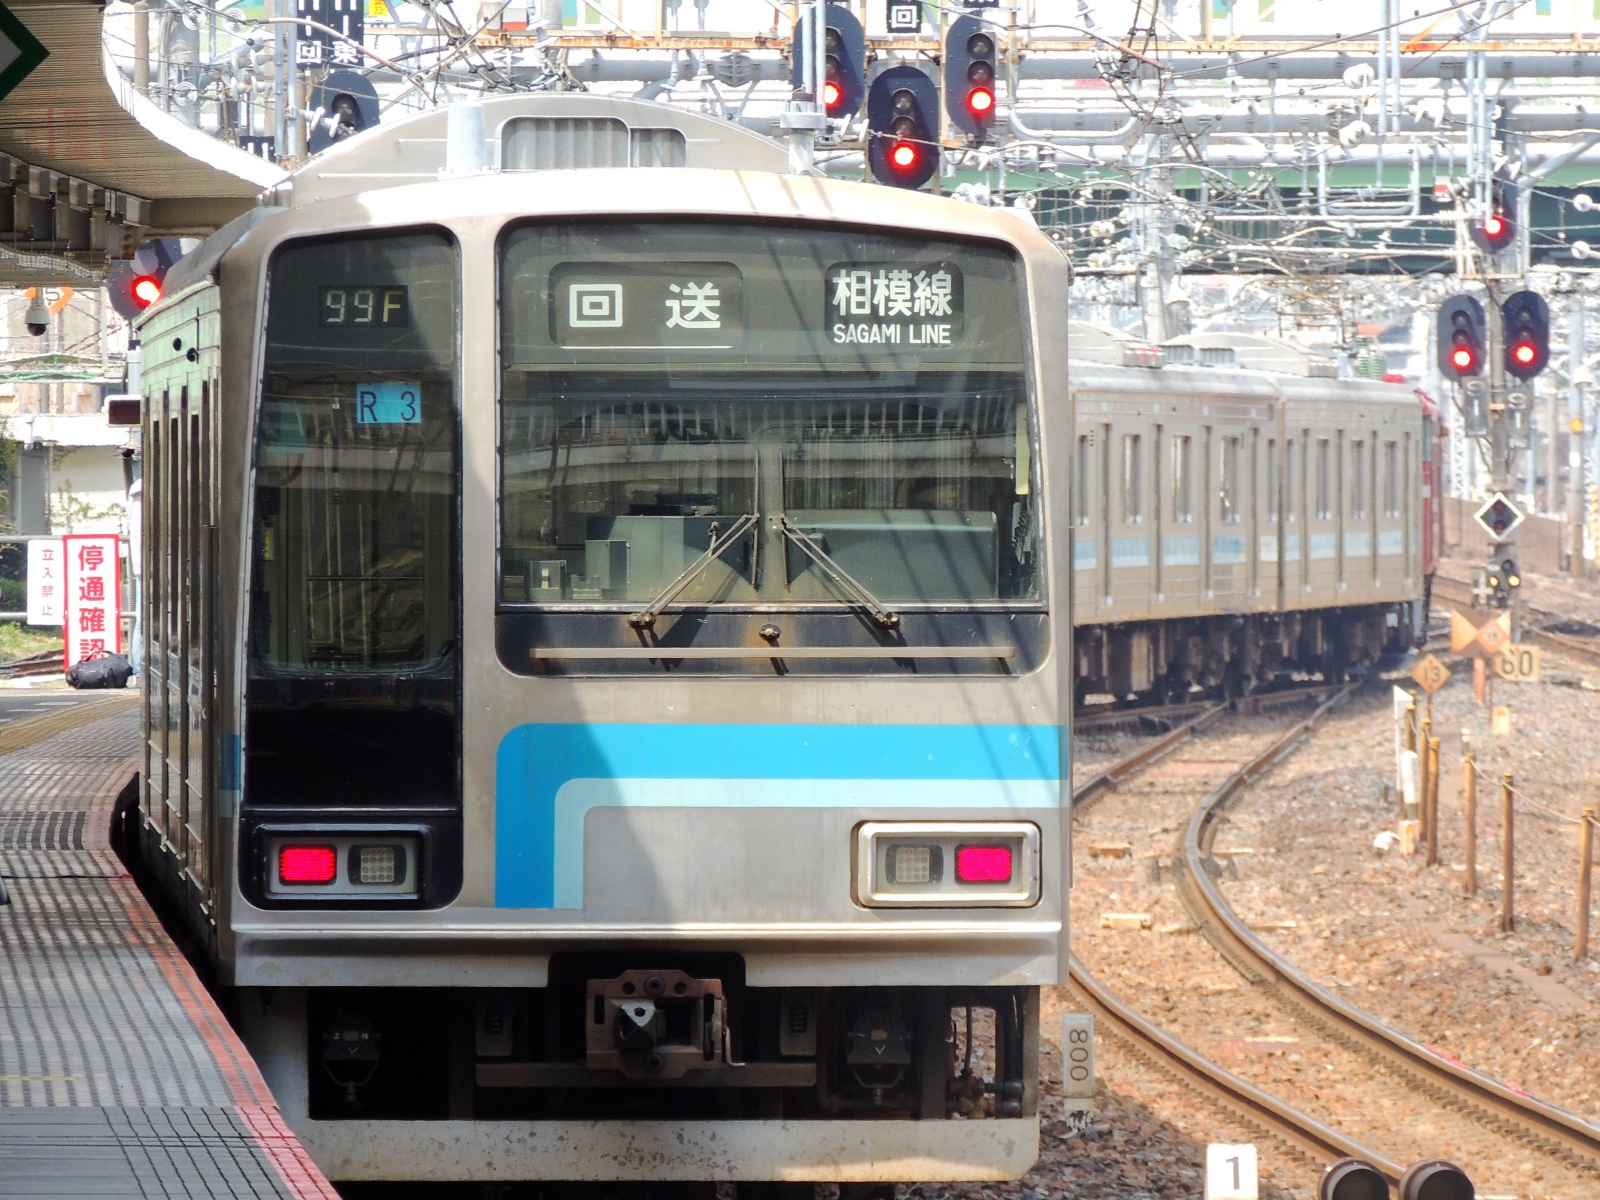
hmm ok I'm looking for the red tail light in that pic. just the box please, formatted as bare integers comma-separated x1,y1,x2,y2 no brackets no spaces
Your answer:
279,845,338,884
955,844,1013,883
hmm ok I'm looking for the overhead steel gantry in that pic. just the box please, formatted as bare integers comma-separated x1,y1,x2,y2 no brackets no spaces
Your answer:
0,0,284,287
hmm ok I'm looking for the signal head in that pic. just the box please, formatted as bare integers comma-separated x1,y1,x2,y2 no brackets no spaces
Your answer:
1502,290,1550,380
866,65,939,188
945,14,998,134
1437,294,1486,379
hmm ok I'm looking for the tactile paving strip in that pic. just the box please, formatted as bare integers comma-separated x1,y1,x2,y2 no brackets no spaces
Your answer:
0,709,338,1199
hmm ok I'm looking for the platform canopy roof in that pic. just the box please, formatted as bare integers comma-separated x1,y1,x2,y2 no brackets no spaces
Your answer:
0,0,285,286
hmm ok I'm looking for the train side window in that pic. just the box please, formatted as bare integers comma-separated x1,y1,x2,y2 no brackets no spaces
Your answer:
1315,439,1331,520
1283,439,1295,521
1220,437,1240,524
1266,439,1277,521
1351,440,1366,520
1171,435,1191,523
1384,441,1399,517
1076,435,1090,526
1121,434,1141,524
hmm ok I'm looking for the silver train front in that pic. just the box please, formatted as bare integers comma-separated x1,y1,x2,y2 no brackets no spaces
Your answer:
132,142,1073,1184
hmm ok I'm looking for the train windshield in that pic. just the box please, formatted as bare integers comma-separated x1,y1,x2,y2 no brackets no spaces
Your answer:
248,231,458,807
499,222,1037,608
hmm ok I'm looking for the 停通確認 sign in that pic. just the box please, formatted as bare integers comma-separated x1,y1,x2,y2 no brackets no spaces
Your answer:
63,534,121,670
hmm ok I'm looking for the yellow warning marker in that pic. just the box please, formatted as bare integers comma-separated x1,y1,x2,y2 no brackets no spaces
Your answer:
1411,652,1452,693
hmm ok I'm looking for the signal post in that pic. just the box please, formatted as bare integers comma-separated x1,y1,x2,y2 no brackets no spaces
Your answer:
1438,188,1548,636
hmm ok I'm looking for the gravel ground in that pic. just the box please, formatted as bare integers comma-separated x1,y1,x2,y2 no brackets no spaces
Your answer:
1051,693,1600,1199
1223,654,1600,1126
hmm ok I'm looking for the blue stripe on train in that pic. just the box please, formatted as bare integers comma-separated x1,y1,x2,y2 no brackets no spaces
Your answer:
494,723,1063,909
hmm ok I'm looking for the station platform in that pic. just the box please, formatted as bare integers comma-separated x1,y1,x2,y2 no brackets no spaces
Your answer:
0,693,337,1199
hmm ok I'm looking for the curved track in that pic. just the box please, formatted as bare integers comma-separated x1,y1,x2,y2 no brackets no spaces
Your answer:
1066,693,1404,1187
1067,685,1600,1194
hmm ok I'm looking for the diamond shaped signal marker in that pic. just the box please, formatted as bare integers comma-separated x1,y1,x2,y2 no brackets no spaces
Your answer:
1473,492,1525,542
1411,652,1452,694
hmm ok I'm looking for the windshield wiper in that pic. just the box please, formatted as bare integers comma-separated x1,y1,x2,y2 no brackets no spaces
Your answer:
779,516,901,630
629,513,760,630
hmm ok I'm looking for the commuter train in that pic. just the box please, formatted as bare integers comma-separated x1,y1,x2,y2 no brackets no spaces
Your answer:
127,96,1071,1188
1066,328,1441,704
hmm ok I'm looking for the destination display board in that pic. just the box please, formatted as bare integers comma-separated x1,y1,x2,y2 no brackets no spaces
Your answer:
501,221,1021,369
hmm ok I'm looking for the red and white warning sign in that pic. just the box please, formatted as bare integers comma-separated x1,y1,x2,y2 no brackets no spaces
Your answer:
63,533,121,671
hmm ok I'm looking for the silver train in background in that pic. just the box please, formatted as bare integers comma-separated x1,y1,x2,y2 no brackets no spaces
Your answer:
127,96,1072,1189
1065,325,1442,705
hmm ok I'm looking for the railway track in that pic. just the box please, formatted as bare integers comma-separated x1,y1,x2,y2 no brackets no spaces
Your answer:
0,648,64,680
1067,686,1600,1196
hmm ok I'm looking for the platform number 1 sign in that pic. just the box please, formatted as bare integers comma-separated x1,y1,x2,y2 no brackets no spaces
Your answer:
1206,1143,1258,1200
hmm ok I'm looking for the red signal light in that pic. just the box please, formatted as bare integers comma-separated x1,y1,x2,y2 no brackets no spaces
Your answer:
955,844,1013,883
279,845,338,884
822,80,841,111
1484,213,1504,238
1450,347,1475,372
889,140,919,171
966,85,994,116
131,275,162,308
1512,341,1537,366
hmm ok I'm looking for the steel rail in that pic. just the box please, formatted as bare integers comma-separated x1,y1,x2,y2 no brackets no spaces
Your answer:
1065,697,1404,1188
1178,686,1600,1177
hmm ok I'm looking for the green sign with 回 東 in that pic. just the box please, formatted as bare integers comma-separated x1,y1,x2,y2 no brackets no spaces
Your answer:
0,0,46,105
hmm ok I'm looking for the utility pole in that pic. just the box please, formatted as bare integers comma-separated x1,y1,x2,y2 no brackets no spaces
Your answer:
1571,295,1589,577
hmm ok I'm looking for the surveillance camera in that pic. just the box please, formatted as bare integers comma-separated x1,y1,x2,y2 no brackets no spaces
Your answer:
24,296,48,337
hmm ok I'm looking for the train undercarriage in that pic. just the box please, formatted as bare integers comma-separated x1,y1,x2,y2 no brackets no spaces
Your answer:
1073,601,1421,705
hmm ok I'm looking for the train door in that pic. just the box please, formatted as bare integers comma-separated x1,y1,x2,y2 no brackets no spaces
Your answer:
1108,419,1151,612
1209,426,1248,609
1307,427,1339,598
142,387,167,875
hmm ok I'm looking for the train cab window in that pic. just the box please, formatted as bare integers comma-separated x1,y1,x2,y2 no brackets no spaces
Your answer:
1315,439,1331,520
497,221,1037,608
248,231,459,809
1384,441,1399,517
1220,437,1240,524
1120,435,1141,524
1351,440,1367,519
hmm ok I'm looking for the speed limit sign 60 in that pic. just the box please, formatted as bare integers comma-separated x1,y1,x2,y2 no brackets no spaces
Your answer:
1495,643,1541,683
